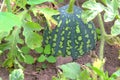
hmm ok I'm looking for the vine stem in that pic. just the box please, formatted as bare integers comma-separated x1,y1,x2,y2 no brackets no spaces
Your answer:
98,13,106,61
97,14,107,80
0,0,5,12
67,0,75,13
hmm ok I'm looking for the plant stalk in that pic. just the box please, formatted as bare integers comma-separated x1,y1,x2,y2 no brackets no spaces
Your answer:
5,0,12,12
98,13,106,60
0,0,5,12
97,14,106,80
67,0,75,13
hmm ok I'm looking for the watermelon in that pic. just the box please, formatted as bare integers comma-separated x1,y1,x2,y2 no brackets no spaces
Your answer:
43,5,96,59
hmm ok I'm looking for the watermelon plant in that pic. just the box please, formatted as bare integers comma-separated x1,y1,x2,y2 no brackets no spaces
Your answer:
43,0,96,60
52,62,120,80
9,69,24,80
0,0,59,68
82,0,120,71
36,44,56,63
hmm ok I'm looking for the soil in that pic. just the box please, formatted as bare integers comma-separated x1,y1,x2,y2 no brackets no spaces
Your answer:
0,0,120,80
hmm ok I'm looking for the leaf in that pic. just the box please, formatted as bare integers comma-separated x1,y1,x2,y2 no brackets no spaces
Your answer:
24,55,34,64
58,62,81,80
91,67,106,79
110,69,120,79
106,36,120,46
23,22,42,31
21,46,30,54
57,0,64,3
111,19,120,36
82,1,104,12
118,0,120,8
0,12,22,32
37,55,46,62
5,28,23,44
39,8,59,30
0,32,9,43
0,43,11,51
79,70,91,80
82,10,98,23
2,28,24,67
47,56,56,63
27,0,54,5
3,58,14,68
24,32,43,49
104,0,119,22
35,47,43,53
23,22,43,49
44,44,51,54
9,69,24,80
104,8,116,22
82,1,105,23
16,0,27,9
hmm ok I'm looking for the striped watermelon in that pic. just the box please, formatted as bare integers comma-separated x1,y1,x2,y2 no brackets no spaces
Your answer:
43,5,96,59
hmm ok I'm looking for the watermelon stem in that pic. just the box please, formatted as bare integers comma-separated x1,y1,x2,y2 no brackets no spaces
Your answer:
67,0,75,13
97,13,106,73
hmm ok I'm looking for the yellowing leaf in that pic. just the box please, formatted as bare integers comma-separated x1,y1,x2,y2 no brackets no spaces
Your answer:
24,32,43,49
92,58,105,69
39,8,60,30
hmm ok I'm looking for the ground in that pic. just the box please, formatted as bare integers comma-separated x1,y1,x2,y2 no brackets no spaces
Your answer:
0,0,120,80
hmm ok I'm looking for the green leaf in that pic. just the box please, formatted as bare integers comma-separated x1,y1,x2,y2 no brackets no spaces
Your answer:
23,22,42,31
24,55,34,64
9,69,24,80
5,28,23,44
104,0,119,22
0,32,9,43
1,28,24,67
17,52,25,62
23,22,43,49
16,0,27,9
40,8,59,17
79,70,91,80
3,58,14,68
91,67,105,79
82,1,104,23
0,42,11,51
110,69,120,79
44,44,51,54
57,0,64,3
118,0,120,8
82,10,98,23
47,56,56,63
24,32,43,49
111,19,120,36
82,1,104,12
21,46,30,54
37,55,46,62
0,12,22,32
58,62,81,80
27,0,54,5
35,47,43,53
104,8,116,22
